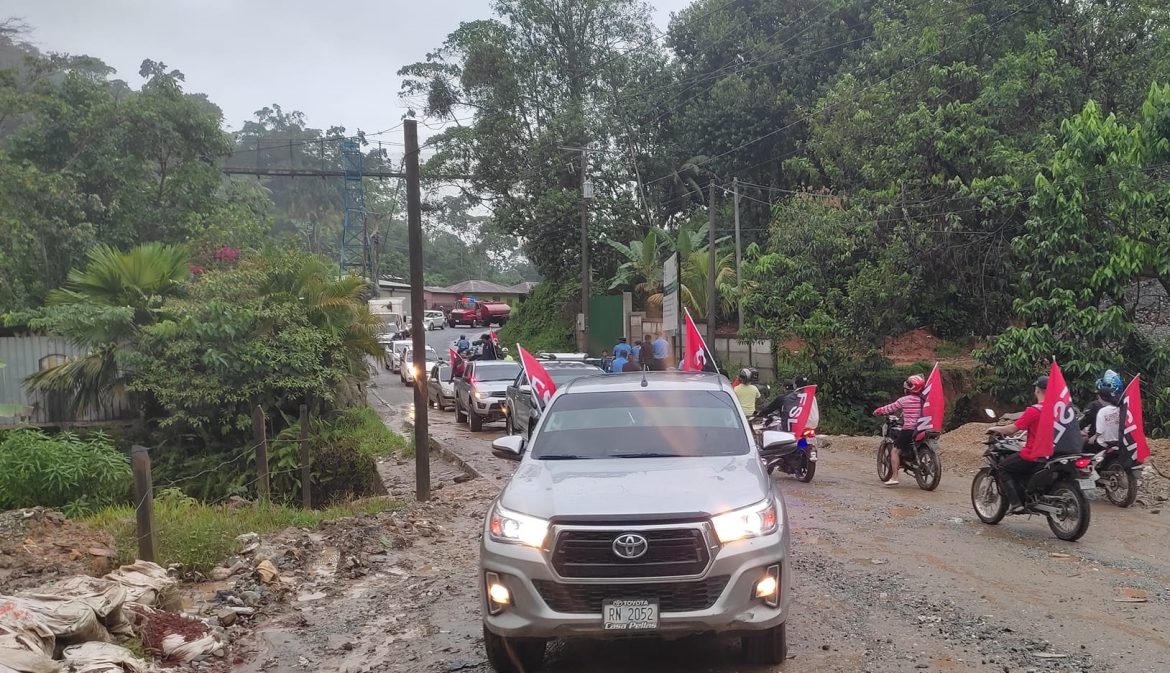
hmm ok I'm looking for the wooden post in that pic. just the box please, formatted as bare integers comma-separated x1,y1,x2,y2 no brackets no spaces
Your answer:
299,403,311,509
252,406,270,503
404,119,431,501
130,445,155,563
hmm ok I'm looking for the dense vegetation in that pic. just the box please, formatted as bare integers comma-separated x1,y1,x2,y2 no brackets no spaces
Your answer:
403,0,1170,430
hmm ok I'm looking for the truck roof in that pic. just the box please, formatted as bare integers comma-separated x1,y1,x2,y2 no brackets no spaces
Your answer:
560,371,728,394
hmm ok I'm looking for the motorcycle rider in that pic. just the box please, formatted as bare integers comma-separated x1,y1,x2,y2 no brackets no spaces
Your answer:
754,379,796,424
986,375,1050,509
1080,369,1122,442
794,375,819,431
734,369,760,416
456,334,471,354
872,374,926,486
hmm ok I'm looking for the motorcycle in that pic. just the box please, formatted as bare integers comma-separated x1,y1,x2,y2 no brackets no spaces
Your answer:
970,417,1099,542
876,415,943,490
751,415,817,483
1092,442,1140,508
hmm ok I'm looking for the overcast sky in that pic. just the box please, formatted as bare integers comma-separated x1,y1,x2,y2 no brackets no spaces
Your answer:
6,0,693,143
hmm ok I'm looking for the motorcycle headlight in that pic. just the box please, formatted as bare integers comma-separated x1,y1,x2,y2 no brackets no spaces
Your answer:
711,499,779,544
488,505,548,548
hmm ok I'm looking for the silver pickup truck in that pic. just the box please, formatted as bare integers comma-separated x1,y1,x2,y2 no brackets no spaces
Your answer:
501,359,601,438
480,372,793,672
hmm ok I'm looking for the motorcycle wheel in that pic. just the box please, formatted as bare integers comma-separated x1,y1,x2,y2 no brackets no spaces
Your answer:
970,468,1007,524
914,447,943,491
1046,479,1091,541
1099,460,1138,508
795,455,816,483
876,441,894,482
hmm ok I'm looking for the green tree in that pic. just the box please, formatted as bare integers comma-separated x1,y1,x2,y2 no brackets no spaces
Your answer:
127,249,380,436
23,243,190,412
982,85,1170,430
399,0,663,280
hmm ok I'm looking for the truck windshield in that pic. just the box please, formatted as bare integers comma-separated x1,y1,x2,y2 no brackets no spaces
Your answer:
531,390,750,459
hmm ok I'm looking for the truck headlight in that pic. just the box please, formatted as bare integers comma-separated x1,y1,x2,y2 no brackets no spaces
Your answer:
712,499,779,543
488,505,548,548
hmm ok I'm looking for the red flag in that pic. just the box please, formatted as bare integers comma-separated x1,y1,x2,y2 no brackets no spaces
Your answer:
786,386,818,436
490,328,499,343
682,309,718,373
1120,376,1150,465
1027,361,1080,461
517,345,557,411
916,363,946,434
448,347,459,364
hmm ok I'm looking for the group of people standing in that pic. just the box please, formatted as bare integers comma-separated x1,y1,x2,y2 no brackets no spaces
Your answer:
606,333,672,372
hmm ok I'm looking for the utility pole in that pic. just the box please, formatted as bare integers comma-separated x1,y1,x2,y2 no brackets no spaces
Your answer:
579,149,591,354
733,177,743,332
707,180,717,345
404,119,430,502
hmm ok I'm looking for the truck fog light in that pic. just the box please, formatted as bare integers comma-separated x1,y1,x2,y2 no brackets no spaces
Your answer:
754,564,780,607
486,572,510,614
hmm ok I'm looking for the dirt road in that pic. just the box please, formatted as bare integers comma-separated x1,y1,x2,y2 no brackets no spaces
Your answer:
231,389,1170,673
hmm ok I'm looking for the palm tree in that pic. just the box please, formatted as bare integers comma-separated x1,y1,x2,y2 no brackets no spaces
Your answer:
646,219,734,318
679,248,737,321
25,243,191,412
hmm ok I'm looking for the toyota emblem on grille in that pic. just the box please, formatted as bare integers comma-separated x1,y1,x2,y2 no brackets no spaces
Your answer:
612,533,649,559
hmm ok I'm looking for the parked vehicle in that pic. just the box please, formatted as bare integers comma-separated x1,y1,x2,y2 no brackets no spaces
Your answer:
503,360,602,438
481,373,792,672
388,340,413,372
424,310,446,331
971,431,1098,541
448,299,511,327
750,415,817,482
400,346,439,385
427,364,455,411
454,360,522,431
876,415,943,491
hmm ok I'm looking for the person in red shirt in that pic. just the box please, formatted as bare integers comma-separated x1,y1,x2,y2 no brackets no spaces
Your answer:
987,375,1049,507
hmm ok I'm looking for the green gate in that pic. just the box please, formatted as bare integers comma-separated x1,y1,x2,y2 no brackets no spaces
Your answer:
587,294,624,356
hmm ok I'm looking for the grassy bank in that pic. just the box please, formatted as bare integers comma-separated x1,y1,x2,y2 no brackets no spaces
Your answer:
87,490,395,573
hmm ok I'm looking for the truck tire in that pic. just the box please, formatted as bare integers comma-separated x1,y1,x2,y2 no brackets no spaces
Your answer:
470,408,484,432
483,625,545,673
455,397,467,424
742,622,787,665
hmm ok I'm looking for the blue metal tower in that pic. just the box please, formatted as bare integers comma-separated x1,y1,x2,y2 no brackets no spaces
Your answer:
338,139,370,278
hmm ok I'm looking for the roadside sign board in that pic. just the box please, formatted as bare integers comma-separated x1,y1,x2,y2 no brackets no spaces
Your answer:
662,253,679,334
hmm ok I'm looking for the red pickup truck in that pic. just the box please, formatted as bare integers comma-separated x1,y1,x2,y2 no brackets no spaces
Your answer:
447,300,511,327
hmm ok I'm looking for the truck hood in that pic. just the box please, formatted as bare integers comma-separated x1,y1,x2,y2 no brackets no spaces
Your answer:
499,455,769,521
474,381,511,397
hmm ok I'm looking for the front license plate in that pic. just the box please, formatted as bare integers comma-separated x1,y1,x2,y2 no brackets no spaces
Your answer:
1078,478,1096,491
603,599,659,631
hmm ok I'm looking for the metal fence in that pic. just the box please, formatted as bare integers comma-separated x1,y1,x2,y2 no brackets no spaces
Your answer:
0,336,135,427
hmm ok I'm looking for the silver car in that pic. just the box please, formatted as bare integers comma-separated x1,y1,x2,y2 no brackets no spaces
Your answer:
479,373,792,672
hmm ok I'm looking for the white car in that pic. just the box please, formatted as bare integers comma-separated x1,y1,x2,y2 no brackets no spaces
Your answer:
424,310,446,331
400,347,439,385
388,340,414,372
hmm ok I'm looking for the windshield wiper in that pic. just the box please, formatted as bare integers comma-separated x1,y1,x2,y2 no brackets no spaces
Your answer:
610,452,685,458
537,454,586,460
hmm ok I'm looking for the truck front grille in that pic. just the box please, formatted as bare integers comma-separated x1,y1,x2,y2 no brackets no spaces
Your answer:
552,528,709,578
532,577,730,614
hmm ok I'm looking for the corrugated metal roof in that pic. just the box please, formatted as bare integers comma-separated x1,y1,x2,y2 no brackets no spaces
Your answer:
0,336,134,426
441,280,514,295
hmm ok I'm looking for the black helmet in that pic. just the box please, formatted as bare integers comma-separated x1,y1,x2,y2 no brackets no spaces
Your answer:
794,375,809,388
782,379,796,391
1032,375,1049,391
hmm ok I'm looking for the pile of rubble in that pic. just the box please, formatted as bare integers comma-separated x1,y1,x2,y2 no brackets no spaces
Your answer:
0,560,226,673
0,508,119,593
193,510,450,629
